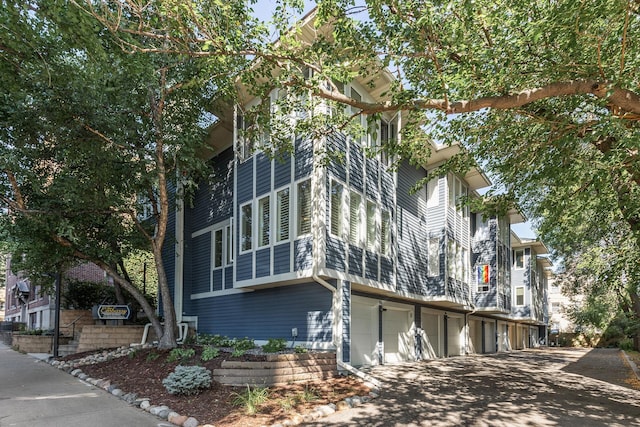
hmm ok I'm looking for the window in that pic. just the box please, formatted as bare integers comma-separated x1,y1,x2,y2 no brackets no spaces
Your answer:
276,188,290,242
297,179,311,236
447,175,468,217
330,181,344,238
225,224,233,265
515,287,525,306
380,119,396,167
349,191,362,245
214,229,223,268
514,249,525,269
236,110,253,162
427,177,439,207
366,200,377,251
477,264,490,292
381,210,391,257
258,196,270,247
350,87,366,145
428,238,440,277
241,203,252,251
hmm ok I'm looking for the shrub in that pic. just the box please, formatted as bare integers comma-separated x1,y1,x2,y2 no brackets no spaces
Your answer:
294,345,308,354
201,345,220,362
232,337,255,351
231,348,246,357
232,386,269,415
167,347,196,363
162,365,212,395
262,338,287,353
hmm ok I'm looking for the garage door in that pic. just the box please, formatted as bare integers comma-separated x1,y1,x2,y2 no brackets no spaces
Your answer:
422,312,442,358
351,300,378,366
447,316,463,356
468,319,482,354
485,322,496,353
383,309,413,363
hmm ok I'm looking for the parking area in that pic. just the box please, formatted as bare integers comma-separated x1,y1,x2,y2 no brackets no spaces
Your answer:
306,348,640,426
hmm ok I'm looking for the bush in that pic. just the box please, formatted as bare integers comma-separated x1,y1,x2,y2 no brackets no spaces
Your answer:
232,386,270,415
232,337,255,351
201,345,220,361
167,347,196,363
262,338,287,353
294,345,308,354
162,365,212,395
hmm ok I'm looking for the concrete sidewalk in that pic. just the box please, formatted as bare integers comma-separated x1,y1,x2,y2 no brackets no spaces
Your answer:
0,342,164,427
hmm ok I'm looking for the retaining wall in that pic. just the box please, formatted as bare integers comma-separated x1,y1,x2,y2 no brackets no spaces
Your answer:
76,325,146,352
213,352,337,386
12,335,71,353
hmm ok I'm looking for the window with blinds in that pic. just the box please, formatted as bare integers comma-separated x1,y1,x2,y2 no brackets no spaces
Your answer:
241,203,252,251
330,180,344,238
297,179,311,236
366,200,377,251
276,188,290,242
258,196,270,247
349,191,362,245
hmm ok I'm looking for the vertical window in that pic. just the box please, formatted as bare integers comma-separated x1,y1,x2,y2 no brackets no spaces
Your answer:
330,181,344,238
380,119,396,167
276,188,290,242
225,224,233,265
214,229,223,268
514,250,525,269
258,196,270,247
236,110,254,162
241,203,252,251
366,200,377,251
297,179,311,236
427,177,439,207
350,88,365,145
516,287,525,306
381,210,391,257
428,238,440,277
349,191,362,245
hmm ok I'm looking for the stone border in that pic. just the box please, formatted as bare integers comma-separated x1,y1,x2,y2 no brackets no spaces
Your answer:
622,350,640,381
46,346,378,427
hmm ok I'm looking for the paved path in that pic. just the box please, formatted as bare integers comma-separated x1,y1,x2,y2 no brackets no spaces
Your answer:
305,348,640,426
0,342,164,427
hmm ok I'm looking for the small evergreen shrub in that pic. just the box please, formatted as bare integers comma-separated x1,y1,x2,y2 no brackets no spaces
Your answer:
201,345,220,361
262,338,287,353
162,365,212,395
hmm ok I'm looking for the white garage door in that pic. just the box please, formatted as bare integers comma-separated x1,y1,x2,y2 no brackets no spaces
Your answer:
383,309,413,363
485,322,496,353
447,316,463,356
468,319,482,354
351,300,378,366
422,312,442,358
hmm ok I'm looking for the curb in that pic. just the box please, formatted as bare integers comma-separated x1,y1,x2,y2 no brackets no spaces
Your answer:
621,350,640,381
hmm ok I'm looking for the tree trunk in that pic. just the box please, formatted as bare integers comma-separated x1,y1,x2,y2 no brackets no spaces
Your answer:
629,286,640,351
153,245,177,349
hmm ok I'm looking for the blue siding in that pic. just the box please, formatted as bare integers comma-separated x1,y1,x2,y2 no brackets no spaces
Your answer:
294,237,313,271
348,245,364,277
380,256,393,285
349,143,364,192
341,280,351,363
237,252,253,281
274,156,291,189
380,169,394,210
364,250,378,281
326,235,347,272
190,148,234,230
237,159,254,204
366,157,379,200
191,232,211,294
212,269,223,292
191,282,333,342
327,133,347,183
224,267,233,290
295,137,313,180
255,248,271,278
255,153,271,196
273,243,291,275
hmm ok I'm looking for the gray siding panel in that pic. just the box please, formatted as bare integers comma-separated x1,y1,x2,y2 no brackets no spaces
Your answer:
380,256,393,285
327,133,347,183
191,148,234,231
255,153,271,196
224,267,233,290
366,158,379,200
191,232,211,294
273,243,291,275
341,280,351,363
255,248,271,278
380,170,394,210
212,269,223,292
236,252,253,282
191,282,333,342
294,237,313,271
274,156,292,189
237,159,254,204
326,235,347,272
348,245,364,277
349,143,364,192
295,137,313,180
364,250,378,281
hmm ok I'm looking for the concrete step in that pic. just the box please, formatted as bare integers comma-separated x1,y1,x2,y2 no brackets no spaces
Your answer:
57,342,79,357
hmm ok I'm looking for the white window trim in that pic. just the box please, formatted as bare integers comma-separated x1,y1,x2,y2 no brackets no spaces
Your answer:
515,286,525,306
330,179,347,240
514,249,525,270
295,178,312,238
239,201,253,254
349,190,364,247
257,195,270,248
366,198,379,252
275,185,291,244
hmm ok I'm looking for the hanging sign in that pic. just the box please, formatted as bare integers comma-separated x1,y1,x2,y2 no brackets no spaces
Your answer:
97,305,131,320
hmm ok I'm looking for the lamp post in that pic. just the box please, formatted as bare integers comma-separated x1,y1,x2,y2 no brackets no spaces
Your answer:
52,271,61,358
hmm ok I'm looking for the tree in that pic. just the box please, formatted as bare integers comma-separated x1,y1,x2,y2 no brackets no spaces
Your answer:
0,0,256,347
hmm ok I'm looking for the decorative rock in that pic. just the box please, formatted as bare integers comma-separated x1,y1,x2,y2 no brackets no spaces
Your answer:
336,400,351,411
157,408,171,419
111,388,124,397
140,400,151,410
168,413,187,426
107,384,118,392
360,395,370,403
122,393,137,404
134,398,150,407
182,417,199,427
150,405,170,416
369,391,379,399
315,405,336,416
71,369,82,376
78,373,89,380
302,414,314,423
290,413,304,424
351,396,362,406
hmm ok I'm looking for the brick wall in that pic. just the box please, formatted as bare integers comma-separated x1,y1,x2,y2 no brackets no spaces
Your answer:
76,325,147,352
59,309,95,338
12,335,71,353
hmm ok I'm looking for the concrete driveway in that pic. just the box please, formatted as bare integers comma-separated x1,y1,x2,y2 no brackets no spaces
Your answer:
306,348,640,426
0,342,164,427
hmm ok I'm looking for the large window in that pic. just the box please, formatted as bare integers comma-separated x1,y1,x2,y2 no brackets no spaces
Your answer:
515,287,525,306
258,196,270,247
330,180,345,238
350,87,366,145
427,177,439,207
381,210,391,257
297,179,311,236
366,200,377,251
349,191,362,245
214,229,223,268
428,237,440,277
236,110,253,162
448,175,468,217
380,119,396,167
240,203,252,251
514,249,525,269
276,188,290,242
